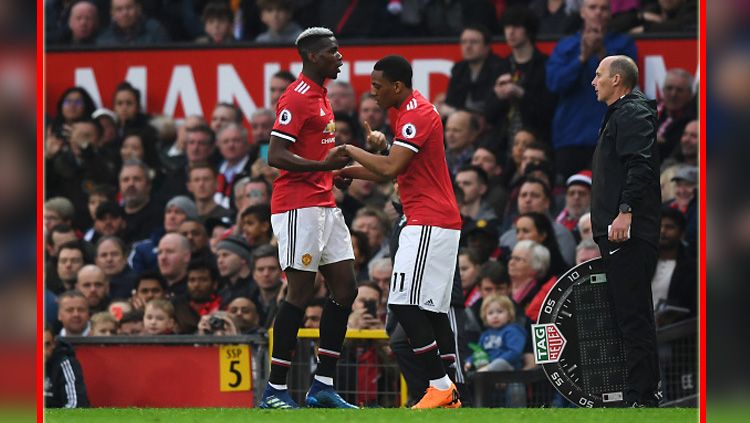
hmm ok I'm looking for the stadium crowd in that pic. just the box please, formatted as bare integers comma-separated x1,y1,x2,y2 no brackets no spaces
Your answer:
44,0,697,408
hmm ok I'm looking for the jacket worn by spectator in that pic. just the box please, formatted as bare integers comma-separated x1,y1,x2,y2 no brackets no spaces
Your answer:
591,89,661,247
446,53,506,113
45,340,90,408
96,17,170,46
467,323,526,370
546,32,637,150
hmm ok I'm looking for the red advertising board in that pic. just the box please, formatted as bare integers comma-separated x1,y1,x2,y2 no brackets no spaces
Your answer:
45,39,697,121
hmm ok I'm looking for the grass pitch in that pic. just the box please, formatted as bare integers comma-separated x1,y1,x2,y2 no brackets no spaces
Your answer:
46,407,697,423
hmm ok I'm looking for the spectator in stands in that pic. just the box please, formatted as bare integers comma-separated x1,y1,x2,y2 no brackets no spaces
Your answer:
187,163,232,222
210,102,243,133
470,146,507,215
92,108,119,147
630,0,697,33
178,219,212,259
118,309,144,334
508,240,550,314
328,80,358,117
530,0,575,35
96,0,170,46
44,324,90,408
142,299,176,335
107,300,133,322
485,6,556,146
44,197,76,232
83,185,115,239
255,0,303,43
546,0,637,178
111,82,154,136
157,233,192,296
95,236,136,299
464,260,513,343
269,70,296,109
501,177,577,265
120,159,162,244
458,248,482,309
348,281,385,329
455,165,498,225
89,311,118,336
515,211,571,277
577,211,593,240
76,264,110,313
130,271,168,310
167,114,202,164
303,297,325,329
46,224,79,259
52,0,100,45
663,119,698,169
87,202,127,245
463,218,504,264
465,295,525,372
49,87,97,139
652,206,696,323
655,69,697,161
215,123,257,209
240,204,273,247
249,244,283,328
162,125,219,200
250,108,275,144
58,290,91,336
445,110,480,177
359,93,392,148
216,234,255,303
334,112,362,147
173,259,221,334
196,311,241,335
225,295,261,334
504,128,537,186
130,195,197,272
352,207,390,263
664,165,697,215
206,216,234,253
120,130,161,176
575,238,601,263
196,1,236,44
442,24,504,117
368,258,393,303
55,241,89,294
555,170,592,232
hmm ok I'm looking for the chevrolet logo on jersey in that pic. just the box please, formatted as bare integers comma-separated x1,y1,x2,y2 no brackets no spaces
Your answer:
323,119,336,134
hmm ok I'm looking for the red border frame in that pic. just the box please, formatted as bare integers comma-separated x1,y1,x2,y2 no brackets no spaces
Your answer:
37,0,45,421
698,0,706,421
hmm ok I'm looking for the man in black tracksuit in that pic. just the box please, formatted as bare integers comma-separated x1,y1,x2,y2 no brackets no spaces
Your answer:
44,325,89,408
591,56,662,407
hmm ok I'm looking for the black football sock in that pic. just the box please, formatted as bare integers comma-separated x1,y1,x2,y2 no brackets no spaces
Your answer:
315,297,352,382
268,300,305,386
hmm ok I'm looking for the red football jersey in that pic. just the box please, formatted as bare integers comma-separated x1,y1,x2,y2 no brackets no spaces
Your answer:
390,91,462,230
270,74,337,214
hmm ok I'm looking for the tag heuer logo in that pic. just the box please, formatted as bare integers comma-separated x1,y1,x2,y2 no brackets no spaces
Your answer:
532,323,567,364
301,253,312,266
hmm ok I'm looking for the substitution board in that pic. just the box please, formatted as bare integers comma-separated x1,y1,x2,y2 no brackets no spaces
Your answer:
532,258,628,407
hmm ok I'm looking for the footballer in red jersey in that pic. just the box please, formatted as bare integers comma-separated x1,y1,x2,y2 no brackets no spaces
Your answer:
260,27,358,410
336,55,463,409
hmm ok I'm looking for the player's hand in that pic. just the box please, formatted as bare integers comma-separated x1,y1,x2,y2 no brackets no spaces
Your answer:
363,121,387,152
323,145,349,170
608,212,632,242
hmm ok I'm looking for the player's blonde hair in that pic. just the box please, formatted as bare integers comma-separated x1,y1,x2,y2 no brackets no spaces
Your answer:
480,294,516,326
295,27,334,46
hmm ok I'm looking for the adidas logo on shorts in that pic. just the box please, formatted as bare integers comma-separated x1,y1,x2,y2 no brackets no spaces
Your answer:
425,299,434,306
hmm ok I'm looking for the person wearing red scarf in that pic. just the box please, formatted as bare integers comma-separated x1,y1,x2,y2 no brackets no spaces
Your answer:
172,259,221,333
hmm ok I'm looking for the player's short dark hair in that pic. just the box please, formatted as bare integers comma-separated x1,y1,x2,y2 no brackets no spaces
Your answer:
609,55,639,90
462,23,492,45
373,55,413,89
457,165,489,186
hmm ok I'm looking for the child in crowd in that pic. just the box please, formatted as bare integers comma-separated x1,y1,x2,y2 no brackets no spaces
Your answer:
465,295,526,372
142,299,176,335
89,312,118,336
255,0,302,43
197,1,235,44
240,204,272,247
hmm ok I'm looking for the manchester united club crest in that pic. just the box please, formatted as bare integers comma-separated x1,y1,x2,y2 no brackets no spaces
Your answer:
301,253,312,266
